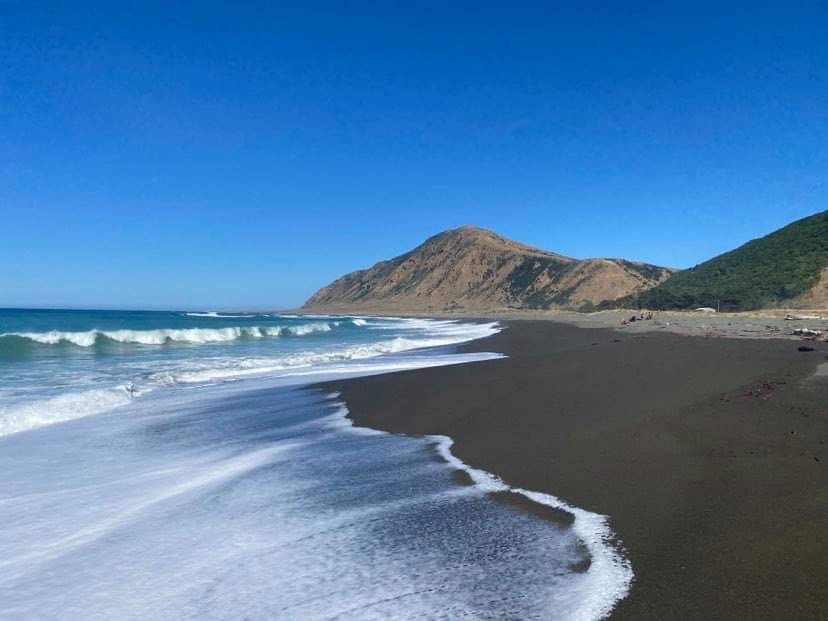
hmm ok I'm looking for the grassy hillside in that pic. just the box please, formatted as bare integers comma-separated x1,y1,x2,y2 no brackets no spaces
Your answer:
619,210,828,311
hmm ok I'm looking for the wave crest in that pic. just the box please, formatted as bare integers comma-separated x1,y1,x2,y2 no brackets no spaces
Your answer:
0,322,338,348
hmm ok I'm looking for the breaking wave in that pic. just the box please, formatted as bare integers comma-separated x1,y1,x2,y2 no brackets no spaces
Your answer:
183,312,250,318
152,331,500,385
0,320,502,437
0,323,339,349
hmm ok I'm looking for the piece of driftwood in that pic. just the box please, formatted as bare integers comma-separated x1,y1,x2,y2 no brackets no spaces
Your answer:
785,313,823,321
793,328,822,337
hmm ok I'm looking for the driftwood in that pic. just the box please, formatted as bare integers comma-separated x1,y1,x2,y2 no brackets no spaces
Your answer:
793,328,822,338
785,313,823,321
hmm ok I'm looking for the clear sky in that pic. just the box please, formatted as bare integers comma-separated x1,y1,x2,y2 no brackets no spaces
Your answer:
2,2,826,310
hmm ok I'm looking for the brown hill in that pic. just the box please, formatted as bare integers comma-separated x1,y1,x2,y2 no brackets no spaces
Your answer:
304,226,672,313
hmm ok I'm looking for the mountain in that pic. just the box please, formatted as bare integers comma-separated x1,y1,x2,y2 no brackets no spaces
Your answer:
624,210,828,311
304,226,673,312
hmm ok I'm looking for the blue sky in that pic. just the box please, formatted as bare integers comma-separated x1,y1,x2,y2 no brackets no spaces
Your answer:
2,2,826,309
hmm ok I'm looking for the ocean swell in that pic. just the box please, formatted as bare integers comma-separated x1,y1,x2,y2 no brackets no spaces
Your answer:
0,322,338,349
0,320,502,438
150,333,499,385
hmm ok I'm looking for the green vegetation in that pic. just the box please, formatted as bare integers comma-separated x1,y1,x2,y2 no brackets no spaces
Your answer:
617,260,669,283
507,257,554,296
615,211,828,311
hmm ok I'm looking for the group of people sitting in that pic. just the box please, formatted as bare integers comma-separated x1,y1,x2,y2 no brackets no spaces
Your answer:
622,312,654,325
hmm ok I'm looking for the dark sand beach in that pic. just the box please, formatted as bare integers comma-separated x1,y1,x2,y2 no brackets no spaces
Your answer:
320,320,828,620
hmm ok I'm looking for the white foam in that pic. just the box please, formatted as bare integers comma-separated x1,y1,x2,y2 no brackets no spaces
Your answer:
284,322,334,336
429,434,633,620
183,312,248,318
518,488,634,621
0,319,502,438
7,330,100,347
1,323,339,347
154,349,505,386
323,403,387,436
0,442,301,578
0,335,633,620
312,399,634,620
160,324,500,385
0,388,133,437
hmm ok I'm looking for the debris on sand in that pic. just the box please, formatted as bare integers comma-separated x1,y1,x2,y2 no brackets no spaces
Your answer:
785,313,823,321
793,328,823,338
744,380,780,400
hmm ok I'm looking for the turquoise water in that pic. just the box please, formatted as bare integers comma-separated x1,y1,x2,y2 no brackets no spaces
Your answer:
0,309,497,435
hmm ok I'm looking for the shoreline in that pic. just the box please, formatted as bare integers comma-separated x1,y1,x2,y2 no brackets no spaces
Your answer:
330,397,634,619
426,430,634,619
292,306,828,342
318,320,828,619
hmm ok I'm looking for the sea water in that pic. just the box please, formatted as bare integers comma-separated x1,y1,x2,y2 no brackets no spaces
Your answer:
0,309,631,619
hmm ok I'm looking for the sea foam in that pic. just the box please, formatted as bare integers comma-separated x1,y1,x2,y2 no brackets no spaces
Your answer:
0,388,133,437
431,435,633,621
0,382,631,620
0,313,632,619
0,318,501,437
318,395,633,619
0,322,337,348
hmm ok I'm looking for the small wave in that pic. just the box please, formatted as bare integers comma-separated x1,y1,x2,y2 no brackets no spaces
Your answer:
0,320,502,438
151,325,501,385
0,323,338,348
183,312,250,318
288,323,334,336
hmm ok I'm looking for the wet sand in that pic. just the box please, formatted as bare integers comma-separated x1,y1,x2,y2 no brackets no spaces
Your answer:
319,321,828,619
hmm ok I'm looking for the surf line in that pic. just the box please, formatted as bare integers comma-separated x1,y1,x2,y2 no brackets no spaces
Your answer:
326,392,634,621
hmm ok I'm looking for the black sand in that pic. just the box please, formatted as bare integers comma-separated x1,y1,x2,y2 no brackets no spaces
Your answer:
319,321,828,620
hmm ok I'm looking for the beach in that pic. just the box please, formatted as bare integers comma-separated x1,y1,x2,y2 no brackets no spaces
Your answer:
321,319,828,619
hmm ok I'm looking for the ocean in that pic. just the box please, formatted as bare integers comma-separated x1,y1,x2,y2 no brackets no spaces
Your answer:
0,309,631,620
